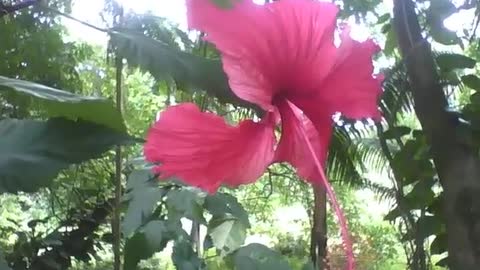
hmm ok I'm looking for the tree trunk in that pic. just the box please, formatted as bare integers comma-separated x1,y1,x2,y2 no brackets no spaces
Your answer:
393,0,480,269
311,184,329,270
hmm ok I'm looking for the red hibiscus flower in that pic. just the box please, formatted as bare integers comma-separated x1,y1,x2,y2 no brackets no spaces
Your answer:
144,0,382,268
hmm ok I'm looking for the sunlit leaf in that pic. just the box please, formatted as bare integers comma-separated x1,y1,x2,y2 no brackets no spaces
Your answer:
208,216,247,254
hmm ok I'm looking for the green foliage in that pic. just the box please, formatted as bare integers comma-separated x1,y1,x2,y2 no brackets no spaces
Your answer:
229,243,292,270
208,216,247,255
209,0,238,9
0,250,10,270
0,118,132,193
0,76,126,131
461,74,480,91
124,220,180,269
122,169,166,237
426,0,459,45
109,30,252,109
436,53,476,72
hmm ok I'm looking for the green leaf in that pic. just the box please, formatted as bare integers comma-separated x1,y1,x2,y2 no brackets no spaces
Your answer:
384,27,397,56
208,216,247,255
124,220,178,269
231,244,292,270
205,193,250,228
0,76,125,132
383,126,411,139
166,188,206,224
210,0,238,9
172,238,203,270
109,30,256,110
427,0,459,45
0,250,11,270
301,261,315,270
416,215,444,240
0,118,133,193
430,233,447,255
436,54,476,72
122,169,166,237
405,179,436,210
462,75,480,91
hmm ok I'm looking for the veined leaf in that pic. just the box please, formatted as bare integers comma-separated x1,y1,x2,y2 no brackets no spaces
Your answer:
166,188,206,224
122,169,166,237
0,118,133,193
0,76,125,131
109,30,256,110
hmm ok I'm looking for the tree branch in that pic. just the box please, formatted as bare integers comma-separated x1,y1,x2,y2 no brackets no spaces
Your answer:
0,0,40,17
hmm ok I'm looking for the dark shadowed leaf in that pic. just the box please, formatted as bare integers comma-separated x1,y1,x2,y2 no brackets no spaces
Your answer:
436,54,476,72
122,169,166,237
0,118,133,193
124,220,179,269
462,75,480,91
431,233,447,255
231,244,292,270
208,216,247,254
383,126,411,139
172,237,202,270
0,76,125,131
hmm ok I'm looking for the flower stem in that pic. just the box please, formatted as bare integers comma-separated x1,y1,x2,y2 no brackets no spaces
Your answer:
299,126,355,270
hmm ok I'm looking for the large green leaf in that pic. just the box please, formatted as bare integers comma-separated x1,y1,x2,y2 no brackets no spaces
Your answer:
166,188,206,224
436,53,476,72
205,193,250,228
230,244,292,270
109,30,256,110
208,216,247,255
0,76,125,131
0,118,133,193
124,220,179,270
122,169,166,237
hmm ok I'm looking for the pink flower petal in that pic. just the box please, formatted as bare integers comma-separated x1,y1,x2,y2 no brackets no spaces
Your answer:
186,0,339,110
313,26,383,120
274,99,332,184
144,103,276,193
